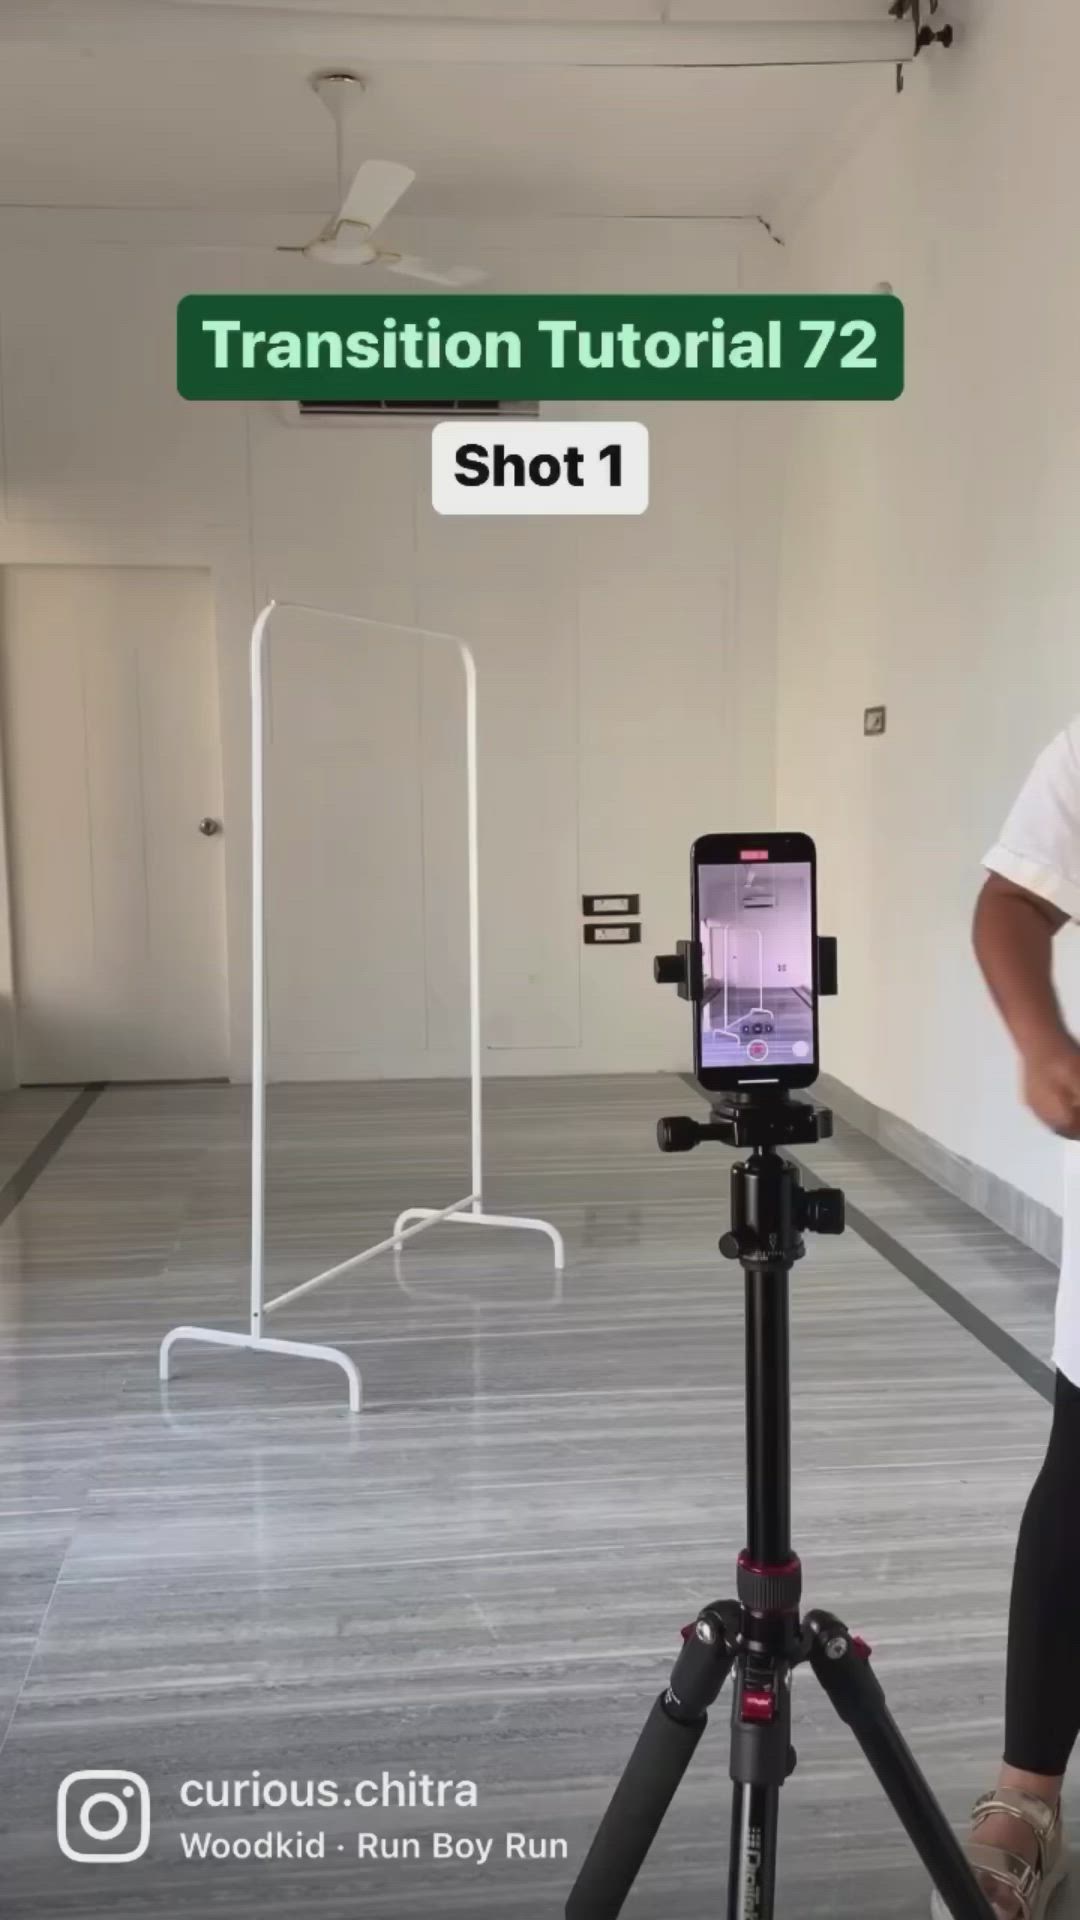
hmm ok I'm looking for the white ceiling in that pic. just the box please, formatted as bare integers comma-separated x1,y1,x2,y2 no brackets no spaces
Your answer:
0,2,901,227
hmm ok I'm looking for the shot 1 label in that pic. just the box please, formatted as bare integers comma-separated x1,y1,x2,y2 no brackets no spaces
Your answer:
431,421,648,516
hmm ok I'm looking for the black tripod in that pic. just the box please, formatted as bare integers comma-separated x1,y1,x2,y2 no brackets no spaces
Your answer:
566,1091,996,1920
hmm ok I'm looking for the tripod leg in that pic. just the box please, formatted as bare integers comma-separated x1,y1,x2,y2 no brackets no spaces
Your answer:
806,1613,997,1920
728,1783,780,1920
565,1603,740,1920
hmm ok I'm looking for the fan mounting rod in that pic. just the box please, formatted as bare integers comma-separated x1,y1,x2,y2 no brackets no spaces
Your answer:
311,71,366,202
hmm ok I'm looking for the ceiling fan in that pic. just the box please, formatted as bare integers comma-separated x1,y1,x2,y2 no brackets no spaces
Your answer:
279,72,485,287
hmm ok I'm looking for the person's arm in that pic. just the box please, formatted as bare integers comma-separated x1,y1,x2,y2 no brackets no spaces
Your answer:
973,873,1080,1138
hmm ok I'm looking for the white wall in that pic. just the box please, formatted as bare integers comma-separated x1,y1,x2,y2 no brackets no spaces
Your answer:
771,0,1080,1212
0,213,781,1082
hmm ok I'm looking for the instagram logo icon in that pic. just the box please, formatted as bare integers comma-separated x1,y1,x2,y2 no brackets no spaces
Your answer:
57,1771,151,1864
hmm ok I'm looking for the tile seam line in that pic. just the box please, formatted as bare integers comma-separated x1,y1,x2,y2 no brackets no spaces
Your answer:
0,1082,106,1230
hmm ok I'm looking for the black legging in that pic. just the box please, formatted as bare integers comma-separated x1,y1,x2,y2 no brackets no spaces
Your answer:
1005,1369,1080,1774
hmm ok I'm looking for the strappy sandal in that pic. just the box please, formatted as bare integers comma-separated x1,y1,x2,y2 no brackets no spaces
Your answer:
930,1789,1068,1920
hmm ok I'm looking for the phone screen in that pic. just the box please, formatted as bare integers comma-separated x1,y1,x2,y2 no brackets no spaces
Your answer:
696,847,817,1081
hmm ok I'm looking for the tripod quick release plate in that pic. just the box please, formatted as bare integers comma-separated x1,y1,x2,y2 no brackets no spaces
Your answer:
658,1098,833,1155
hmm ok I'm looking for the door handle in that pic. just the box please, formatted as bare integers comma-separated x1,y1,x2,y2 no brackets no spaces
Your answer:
199,817,222,837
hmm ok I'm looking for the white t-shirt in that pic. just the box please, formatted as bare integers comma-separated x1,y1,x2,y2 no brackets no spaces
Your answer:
984,717,1080,1385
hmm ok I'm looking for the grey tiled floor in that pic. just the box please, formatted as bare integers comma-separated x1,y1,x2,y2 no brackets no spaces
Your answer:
0,1087,81,1188
0,1074,1071,1918
799,1115,1061,1376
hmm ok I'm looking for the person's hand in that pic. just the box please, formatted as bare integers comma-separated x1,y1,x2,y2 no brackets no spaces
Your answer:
1022,1037,1080,1138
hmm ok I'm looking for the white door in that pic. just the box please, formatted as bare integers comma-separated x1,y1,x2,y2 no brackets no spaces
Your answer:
0,565,228,1082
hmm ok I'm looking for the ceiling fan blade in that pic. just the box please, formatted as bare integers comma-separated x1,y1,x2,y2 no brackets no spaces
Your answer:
336,159,416,235
385,255,487,287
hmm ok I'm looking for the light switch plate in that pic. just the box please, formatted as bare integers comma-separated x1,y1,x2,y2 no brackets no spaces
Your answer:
864,706,887,736
583,893,639,917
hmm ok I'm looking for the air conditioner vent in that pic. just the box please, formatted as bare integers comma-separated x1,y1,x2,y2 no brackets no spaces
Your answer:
290,397,540,422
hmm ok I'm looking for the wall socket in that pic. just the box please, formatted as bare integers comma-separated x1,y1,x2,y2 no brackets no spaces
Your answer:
864,706,887,736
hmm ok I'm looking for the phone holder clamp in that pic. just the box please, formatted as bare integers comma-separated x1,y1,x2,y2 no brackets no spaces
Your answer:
654,937,838,1004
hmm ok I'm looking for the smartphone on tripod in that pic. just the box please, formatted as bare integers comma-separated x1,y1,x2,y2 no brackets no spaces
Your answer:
692,832,819,1092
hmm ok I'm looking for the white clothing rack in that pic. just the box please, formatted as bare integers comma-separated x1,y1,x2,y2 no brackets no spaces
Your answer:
160,600,564,1412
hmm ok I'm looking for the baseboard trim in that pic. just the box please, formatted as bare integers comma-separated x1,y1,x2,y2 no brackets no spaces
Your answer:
817,1073,1063,1268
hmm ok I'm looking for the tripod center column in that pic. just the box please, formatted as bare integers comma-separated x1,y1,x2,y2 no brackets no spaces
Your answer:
731,1153,800,1568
